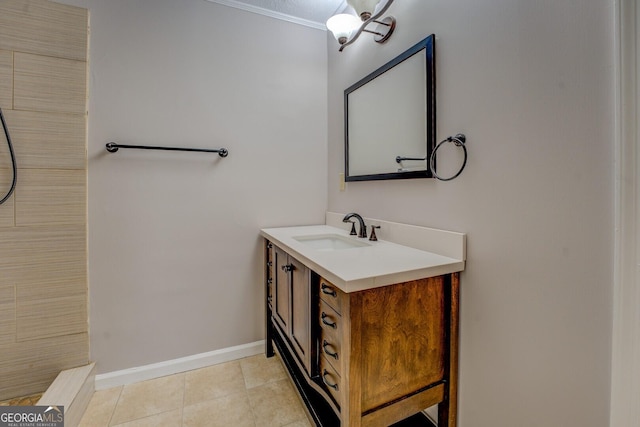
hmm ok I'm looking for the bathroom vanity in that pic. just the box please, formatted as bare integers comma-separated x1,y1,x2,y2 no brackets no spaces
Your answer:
261,215,466,427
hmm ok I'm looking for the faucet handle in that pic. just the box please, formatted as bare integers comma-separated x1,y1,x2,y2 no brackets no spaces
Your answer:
346,220,357,235
369,225,380,241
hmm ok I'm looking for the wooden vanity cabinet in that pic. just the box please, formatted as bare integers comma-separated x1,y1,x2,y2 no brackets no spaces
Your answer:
265,240,459,427
271,244,312,374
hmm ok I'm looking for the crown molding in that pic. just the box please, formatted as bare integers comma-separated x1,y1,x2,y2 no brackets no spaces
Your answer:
204,0,328,30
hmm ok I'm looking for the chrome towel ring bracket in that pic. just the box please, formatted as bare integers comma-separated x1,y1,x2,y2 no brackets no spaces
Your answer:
429,133,467,181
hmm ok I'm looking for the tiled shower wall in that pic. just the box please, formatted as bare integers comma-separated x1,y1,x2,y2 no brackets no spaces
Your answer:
0,0,88,400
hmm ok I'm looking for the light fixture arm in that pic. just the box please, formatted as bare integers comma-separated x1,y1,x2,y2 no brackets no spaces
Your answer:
362,19,394,37
362,28,386,37
338,0,395,52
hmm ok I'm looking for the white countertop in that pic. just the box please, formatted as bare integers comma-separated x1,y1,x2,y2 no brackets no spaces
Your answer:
260,224,465,293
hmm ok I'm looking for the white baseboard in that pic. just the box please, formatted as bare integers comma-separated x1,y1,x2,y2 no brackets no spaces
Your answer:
95,340,264,390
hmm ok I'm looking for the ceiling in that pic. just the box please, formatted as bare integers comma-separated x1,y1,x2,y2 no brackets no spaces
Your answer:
205,0,347,29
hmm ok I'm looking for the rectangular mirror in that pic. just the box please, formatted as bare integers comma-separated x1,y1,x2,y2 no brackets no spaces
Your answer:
345,35,435,181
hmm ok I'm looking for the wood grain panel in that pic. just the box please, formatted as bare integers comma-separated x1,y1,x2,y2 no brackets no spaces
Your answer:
0,50,12,109
16,294,86,342
0,168,14,227
3,110,86,169
439,272,460,427
0,225,86,287
354,277,446,413
0,333,88,401
16,277,87,341
0,285,16,345
0,0,87,61
361,384,445,427
0,0,89,403
14,53,86,114
16,168,86,225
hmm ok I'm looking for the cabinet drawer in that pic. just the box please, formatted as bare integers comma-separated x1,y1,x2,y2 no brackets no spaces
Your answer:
320,355,342,408
319,322,341,376
319,300,342,375
319,300,341,333
319,277,345,315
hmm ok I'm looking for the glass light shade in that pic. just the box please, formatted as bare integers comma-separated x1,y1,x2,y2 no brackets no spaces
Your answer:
326,14,361,44
347,0,381,19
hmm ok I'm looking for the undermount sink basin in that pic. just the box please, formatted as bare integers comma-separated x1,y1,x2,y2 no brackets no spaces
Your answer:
293,234,371,251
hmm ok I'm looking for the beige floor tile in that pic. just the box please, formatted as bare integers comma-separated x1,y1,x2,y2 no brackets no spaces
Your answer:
247,379,306,426
111,408,182,427
183,392,255,427
283,419,313,427
240,354,287,389
78,386,122,427
184,361,246,406
77,357,311,427
109,374,184,426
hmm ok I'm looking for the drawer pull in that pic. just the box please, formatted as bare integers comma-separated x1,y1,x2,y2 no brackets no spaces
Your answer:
267,278,273,285
321,283,337,297
267,242,273,249
281,264,293,272
322,340,339,360
321,312,337,329
267,261,273,267
322,370,339,390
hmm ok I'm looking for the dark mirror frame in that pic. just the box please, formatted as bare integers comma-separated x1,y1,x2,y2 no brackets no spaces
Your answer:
344,35,436,182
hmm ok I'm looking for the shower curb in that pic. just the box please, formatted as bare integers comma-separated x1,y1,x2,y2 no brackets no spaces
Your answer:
37,362,95,427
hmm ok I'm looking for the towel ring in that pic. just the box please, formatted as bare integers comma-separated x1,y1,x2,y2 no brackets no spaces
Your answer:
429,134,467,181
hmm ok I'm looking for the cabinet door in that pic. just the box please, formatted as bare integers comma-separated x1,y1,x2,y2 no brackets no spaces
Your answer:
290,257,310,372
273,246,290,333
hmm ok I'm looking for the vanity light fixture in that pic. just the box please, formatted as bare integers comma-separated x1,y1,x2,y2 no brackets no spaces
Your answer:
326,0,396,52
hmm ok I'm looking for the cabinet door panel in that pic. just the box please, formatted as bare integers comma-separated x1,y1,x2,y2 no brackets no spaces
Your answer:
355,276,446,413
290,257,310,372
273,246,290,333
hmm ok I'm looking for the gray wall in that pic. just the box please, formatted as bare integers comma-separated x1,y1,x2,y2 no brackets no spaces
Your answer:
59,0,328,373
52,0,615,424
328,1,613,426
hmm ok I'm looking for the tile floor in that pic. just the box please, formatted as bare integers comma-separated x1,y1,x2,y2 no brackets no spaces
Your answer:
79,354,313,427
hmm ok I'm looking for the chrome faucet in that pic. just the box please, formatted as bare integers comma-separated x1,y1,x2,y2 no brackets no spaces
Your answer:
343,213,367,238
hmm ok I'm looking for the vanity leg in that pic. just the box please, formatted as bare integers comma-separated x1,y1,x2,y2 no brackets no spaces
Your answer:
266,308,274,357
438,273,460,427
